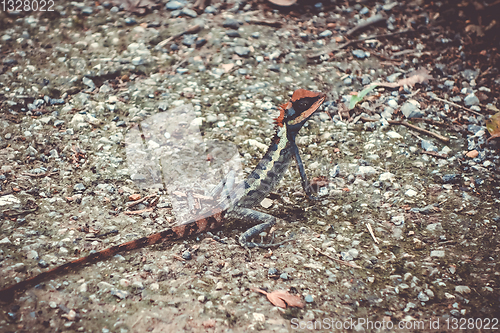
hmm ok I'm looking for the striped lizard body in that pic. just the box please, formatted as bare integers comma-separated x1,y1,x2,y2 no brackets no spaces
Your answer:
0,89,326,301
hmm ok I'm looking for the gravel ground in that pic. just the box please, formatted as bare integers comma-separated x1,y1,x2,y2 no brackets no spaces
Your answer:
0,1,499,332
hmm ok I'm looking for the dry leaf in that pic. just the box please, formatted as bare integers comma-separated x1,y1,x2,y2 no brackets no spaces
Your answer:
251,287,305,309
486,111,500,142
376,68,432,89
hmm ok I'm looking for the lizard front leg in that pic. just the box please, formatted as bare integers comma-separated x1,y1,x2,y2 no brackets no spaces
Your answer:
227,207,289,248
292,144,319,200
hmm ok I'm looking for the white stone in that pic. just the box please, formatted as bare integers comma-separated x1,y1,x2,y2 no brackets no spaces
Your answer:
0,194,21,207
405,189,418,197
386,131,403,139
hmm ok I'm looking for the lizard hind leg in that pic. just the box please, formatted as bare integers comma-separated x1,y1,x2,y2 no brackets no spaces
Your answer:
228,207,291,248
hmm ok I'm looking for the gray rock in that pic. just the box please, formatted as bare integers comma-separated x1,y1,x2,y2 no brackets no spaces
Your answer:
0,195,21,207
268,65,280,72
319,30,332,38
442,174,458,183
125,17,137,25
223,18,240,29
464,93,479,106
2,58,17,65
418,291,429,302
387,99,398,108
430,250,445,257
348,248,359,259
131,57,144,65
49,98,65,105
401,101,423,118
166,1,183,10
387,73,402,83
226,30,240,37
195,39,207,48
12,263,26,272
204,5,217,14
455,285,471,294
0,237,11,244
82,77,95,90
182,34,197,46
421,139,438,152
181,250,192,260
74,183,86,192
461,68,480,80
352,49,366,59
234,46,250,57
81,7,93,15
111,289,129,299
341,251,354,261
181,8,197,18
444,80,454,88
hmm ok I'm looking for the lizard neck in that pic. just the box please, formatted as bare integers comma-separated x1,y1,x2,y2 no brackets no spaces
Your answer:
235,125,294,208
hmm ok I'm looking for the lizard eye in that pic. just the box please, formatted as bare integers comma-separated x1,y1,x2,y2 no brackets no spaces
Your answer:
297,100,309,110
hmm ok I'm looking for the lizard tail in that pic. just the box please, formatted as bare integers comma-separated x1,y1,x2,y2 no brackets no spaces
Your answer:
0,210,225,302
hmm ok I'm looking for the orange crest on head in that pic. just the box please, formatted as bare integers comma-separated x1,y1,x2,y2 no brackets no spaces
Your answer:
274,89,325,127
274,102,291,127
291,89,323,102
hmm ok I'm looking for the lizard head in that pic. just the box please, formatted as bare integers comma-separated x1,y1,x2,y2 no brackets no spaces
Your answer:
275,89,326,131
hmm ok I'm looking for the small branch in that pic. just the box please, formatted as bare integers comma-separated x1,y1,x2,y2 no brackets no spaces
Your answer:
311,246,362,269
155,25,201,49
428,95,483,116
126,194,157,208
307,29,413,60
247,19,282,28
346,13,387,36
388,120,450,143
124,208,153,215
21,171,57,178
420,150,448,159
366,223,379,244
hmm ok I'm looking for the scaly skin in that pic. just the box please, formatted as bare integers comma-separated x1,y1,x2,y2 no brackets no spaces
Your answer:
0,89,325,301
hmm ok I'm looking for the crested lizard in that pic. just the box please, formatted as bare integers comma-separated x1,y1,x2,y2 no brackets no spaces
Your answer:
0,89,326,300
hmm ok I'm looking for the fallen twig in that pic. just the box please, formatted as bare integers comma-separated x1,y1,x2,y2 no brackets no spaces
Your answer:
247,19,282,28
388,120,450,143
22,171,57,178
2,208,37,216
311,246,362,269
428,95,483,116
421,151,448,159
307,29,413,60
155,25,201,49
346,13,387,36
126,194,157,208
124,208,154,215
366,223,379,244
